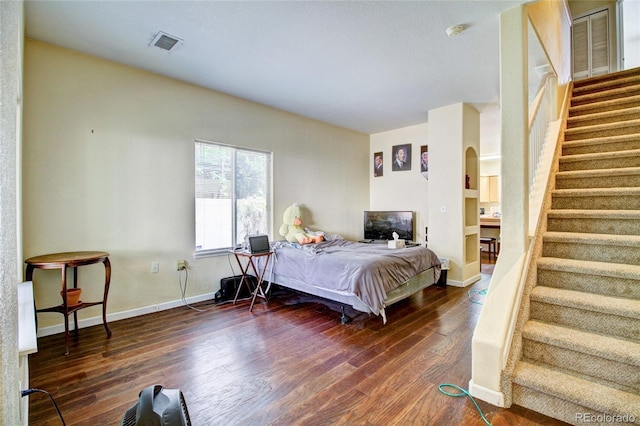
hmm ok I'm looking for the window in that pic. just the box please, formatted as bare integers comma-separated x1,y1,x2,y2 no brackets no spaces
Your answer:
195,140,271,255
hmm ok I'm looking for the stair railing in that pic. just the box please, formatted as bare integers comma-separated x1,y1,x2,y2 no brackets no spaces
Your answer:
528,72,562,237
528,72,556,193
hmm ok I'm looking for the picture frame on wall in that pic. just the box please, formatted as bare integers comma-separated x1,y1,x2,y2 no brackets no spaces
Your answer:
373,152,383,177
420,145,428,180
392,144,411,171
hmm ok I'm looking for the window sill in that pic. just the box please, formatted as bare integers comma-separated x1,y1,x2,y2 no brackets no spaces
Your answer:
194,248,240,259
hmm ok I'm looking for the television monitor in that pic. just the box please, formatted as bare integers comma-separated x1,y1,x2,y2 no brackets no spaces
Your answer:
364,211,414,241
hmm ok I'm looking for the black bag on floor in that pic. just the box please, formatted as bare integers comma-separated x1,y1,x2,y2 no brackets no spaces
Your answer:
215,275,256,303
121,384,191,426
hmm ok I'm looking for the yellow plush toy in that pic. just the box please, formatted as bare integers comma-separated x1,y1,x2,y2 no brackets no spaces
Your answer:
279,203,324,244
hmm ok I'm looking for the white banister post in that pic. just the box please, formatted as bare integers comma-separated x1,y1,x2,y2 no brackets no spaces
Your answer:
500,5,529,256
469,5,530,406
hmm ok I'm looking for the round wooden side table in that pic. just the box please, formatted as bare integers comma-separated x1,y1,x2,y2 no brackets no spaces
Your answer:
25,251,112,355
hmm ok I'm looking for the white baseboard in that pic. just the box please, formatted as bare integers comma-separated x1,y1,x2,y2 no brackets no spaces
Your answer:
36,292,217,338
468,379,506,407
445,274,482,288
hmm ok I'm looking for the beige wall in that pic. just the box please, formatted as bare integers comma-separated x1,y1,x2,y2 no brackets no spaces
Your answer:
23,40,369,331
369,123,429,243
369,115,499,254
568,0,616,17
427,103,481,286
527,0,574,103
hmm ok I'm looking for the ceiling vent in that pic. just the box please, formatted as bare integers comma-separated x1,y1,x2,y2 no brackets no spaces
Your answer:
149,31,183,52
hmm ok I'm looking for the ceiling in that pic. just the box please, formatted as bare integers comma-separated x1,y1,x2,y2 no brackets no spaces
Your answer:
24,0,528,149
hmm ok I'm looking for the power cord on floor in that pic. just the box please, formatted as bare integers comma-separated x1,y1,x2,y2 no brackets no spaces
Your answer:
468,288,488,305
21,388,66,425
438,384,492,425
227,251,238,276
179,268,215,312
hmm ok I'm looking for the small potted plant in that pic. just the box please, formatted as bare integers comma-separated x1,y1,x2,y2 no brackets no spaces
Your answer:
61,288,82,306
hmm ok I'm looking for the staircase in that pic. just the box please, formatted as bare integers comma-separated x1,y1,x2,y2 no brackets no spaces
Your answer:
510,68,640,425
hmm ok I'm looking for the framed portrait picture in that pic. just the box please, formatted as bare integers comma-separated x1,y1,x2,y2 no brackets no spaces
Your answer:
420,145,428,180
392,144,411,171
373,152,383,177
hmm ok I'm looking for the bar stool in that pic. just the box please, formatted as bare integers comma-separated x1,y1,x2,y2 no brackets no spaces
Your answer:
480,237,497,261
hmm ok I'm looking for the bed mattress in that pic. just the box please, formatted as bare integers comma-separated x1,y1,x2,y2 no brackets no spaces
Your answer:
262,239,441,316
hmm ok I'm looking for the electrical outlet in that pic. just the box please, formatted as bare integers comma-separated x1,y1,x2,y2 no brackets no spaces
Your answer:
151,262,159,273
176,259,187,271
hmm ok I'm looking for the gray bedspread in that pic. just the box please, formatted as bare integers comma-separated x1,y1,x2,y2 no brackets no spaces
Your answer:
266,239,441,315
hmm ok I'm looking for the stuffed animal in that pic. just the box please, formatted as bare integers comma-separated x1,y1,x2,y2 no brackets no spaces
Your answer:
279,203,324,244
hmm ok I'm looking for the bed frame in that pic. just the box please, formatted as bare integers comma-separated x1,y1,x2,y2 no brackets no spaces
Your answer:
267,265,439,324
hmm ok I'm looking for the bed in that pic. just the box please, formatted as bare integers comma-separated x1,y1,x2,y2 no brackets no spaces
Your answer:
258,237,442,323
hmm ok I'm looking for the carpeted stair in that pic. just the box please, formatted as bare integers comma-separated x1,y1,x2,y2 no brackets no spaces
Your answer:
511,68,640,425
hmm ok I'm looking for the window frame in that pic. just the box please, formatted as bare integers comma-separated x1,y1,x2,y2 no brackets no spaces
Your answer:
194,139,273,258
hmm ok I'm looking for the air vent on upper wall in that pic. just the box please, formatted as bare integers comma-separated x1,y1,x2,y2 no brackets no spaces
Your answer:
149,31,183,52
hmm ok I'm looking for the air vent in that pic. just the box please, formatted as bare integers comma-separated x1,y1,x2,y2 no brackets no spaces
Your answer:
149,31,183,52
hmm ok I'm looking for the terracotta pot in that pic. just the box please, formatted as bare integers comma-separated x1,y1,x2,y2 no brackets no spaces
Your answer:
61,288,82,306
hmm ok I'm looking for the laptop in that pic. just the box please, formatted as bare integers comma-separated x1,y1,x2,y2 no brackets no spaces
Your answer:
247,234,271,254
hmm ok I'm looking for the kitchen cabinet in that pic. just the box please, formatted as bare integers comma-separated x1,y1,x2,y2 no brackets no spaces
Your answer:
480,175,500,203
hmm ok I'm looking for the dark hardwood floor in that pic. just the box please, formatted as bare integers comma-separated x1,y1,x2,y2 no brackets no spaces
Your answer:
28,255,569,425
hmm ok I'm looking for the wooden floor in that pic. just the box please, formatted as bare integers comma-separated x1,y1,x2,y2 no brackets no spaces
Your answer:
29,256,569,425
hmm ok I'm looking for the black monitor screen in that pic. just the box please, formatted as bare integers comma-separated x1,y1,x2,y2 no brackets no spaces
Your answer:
248,235,270,253
363,211,414,241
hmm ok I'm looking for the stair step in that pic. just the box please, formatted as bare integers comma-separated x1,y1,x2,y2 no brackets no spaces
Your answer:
512,361,640,424
564,119,640,141
562,134,640,156
523,321,640,366
571,86,640,109
522,321,640,391
531,284,640,318
555,167,640,189
537,257,640,299
542,231,640,265
573,70,640,93
559,148,640,172
567,106,640,129
573,68,640,90
530,286,640,340
569,94,640,117
543,231,640,246
571,75,640,106
538,255,640,278
546,209,640,235
551,187,640,210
